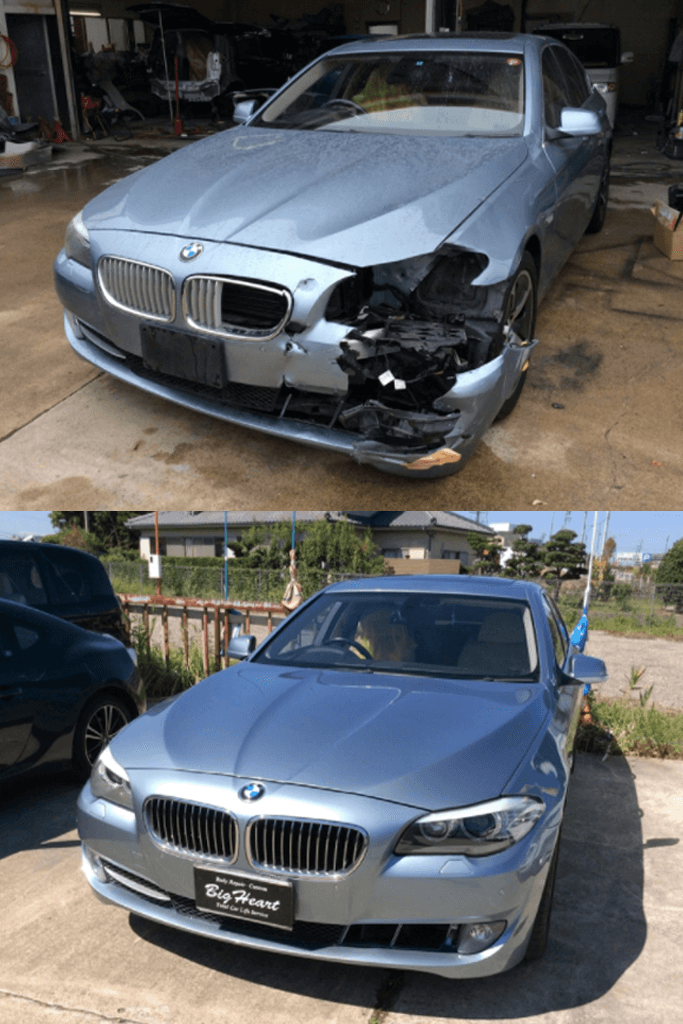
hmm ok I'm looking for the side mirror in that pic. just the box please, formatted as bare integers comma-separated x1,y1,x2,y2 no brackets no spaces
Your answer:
621,51,634,64
558,107,604,136
227,634,257,660
563,654,608,687
232,99,259,124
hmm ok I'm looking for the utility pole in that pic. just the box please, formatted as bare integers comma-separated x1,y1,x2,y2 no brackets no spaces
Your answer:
563,511,572,529
154,511,162,597
550,512,555,538
224,512,228,600
83,511,90,532
581,511,588,545
601,511,611,555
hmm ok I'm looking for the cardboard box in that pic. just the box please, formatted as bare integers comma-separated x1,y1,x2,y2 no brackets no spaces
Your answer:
651,200,683,260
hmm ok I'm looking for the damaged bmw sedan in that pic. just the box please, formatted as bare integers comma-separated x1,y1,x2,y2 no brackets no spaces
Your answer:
55,33,611,477
77,576,608,977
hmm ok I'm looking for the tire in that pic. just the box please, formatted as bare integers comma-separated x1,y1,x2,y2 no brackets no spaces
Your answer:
585,158,610,235
495,252,537,421
73,693,132,780
524,831,560,961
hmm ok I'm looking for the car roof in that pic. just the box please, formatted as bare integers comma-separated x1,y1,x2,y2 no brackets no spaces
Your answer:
325,574,542,599
0,539,101,564
323,31,538,58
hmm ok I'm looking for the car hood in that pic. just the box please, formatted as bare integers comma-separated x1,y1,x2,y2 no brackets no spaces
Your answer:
84,127,528,266
112,663,549,810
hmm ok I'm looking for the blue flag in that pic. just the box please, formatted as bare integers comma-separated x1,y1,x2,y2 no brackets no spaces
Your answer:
571,609,591,695
571,611,588,653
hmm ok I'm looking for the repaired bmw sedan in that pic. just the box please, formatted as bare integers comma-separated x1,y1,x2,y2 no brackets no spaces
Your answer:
78,576,606,977
55,33,610,477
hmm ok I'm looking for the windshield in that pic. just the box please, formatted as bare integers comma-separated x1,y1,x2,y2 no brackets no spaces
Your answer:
253,591,539,681
254,52,525,137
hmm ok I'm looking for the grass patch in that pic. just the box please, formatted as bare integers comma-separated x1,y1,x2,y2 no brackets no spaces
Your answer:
577,692,683,760
556,597,683,640
131,622,220,699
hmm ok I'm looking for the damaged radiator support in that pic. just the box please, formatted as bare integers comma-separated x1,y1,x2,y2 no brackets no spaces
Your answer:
335,309,494,444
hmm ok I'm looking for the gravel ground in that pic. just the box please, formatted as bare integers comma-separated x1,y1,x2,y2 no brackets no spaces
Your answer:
586,631,683,711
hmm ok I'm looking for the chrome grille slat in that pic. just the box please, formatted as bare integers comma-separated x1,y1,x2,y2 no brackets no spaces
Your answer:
145,797,236,862
248,818,367,877
98,256,175,322
183,275,292,341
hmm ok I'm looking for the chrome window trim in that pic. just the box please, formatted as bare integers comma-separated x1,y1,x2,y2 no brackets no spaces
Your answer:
97,256,176,323
182,274,293,341
245,816,369,878
143,796,239,866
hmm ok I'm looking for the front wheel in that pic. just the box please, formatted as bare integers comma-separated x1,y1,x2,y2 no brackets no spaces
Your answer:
495,252,537,421
524,832,560,960
585,159,610,234
73,693,132,780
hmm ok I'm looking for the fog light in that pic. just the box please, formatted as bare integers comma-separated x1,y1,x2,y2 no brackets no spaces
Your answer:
457,920,506,954
82,843,107,883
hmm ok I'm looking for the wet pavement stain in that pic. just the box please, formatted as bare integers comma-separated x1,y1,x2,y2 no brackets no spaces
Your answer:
531,341,603,393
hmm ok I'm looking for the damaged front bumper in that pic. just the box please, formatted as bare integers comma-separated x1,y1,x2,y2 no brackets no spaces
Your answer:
63,310,535,478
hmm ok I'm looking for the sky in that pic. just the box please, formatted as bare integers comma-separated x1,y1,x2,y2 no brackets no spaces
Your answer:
1,510,681,555
452,511,683,554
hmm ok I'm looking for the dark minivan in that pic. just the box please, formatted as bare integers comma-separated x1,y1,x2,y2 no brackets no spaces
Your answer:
0,541,127,644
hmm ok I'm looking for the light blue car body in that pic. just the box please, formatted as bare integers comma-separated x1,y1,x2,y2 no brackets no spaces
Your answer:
77,575,607,978
55,34,611,476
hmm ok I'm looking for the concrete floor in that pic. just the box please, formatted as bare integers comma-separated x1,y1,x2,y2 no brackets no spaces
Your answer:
1,749,681,1024
1,114,682,508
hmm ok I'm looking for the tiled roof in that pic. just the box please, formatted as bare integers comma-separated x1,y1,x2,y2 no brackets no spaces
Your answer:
365,512,492,533
126,511,492,535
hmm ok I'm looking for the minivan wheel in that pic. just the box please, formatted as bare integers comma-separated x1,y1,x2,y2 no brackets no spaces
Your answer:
73,694,132,780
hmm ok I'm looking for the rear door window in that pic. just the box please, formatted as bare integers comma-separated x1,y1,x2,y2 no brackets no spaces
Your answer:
0,551,49,608
39,548,116,612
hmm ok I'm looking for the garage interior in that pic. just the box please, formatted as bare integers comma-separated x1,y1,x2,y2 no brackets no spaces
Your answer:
1,1,683,507
2,0,683,138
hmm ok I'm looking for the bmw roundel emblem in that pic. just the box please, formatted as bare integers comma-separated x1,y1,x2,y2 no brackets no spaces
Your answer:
179,241,203,261
240,782,265,802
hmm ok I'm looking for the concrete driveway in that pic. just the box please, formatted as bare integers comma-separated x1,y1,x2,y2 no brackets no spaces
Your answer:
1,117,683,509
1,751,681,1024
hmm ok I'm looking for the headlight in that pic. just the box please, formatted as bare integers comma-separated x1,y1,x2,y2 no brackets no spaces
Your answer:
395,796,544,857
90,745,133,810
64,211,91,268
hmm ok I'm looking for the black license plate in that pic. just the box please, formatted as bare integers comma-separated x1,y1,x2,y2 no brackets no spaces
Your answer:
194,867,294,931
141,326,226,389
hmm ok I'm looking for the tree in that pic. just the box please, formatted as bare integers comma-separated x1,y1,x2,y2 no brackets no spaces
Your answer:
541,530,587,580
44,512,150,555
503,525,542,579
466,532,502,575
299,518,386,575
232,518,387,576
656,538,683,610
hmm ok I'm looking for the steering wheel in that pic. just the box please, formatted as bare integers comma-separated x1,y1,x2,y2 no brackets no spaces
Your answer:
324,98,367,115
326,637,373,659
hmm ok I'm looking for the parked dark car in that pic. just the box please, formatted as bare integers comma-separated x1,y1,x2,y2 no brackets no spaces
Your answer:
78,575,607,977
0,540,128,644
0,599,145,781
